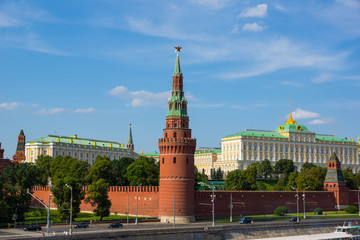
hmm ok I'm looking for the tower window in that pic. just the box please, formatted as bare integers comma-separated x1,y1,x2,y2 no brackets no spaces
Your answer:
173,157,176,164
165,133,167,138
175,123,177,128
186,158,189,164
174,132,177,138
162,158,164,164
184,133,187,137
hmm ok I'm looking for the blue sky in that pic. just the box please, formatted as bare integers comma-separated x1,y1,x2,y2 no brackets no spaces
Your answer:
0,0,360,158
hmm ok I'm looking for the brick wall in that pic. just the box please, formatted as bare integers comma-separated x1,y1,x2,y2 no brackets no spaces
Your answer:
32,187,351,219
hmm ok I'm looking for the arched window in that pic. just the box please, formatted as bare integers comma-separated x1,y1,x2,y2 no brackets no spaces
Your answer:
174,123,177,128
174,132,177,138
162,158,164,164
165,133,167,138
173,157,176,164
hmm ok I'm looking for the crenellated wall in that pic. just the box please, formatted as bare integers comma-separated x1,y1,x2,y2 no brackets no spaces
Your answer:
32,186,358,219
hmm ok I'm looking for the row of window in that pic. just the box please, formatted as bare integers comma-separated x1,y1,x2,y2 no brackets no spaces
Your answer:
161,157,189,164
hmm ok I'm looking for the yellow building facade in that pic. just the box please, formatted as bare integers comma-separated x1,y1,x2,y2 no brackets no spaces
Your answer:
195,115,359,177
25,135,138,164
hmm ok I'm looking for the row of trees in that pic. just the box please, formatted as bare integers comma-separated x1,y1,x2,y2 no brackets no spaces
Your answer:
224,159,360,191
0,155,159,223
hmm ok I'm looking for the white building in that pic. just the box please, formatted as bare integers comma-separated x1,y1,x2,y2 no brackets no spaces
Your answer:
195,114,359,177
25,134,138,164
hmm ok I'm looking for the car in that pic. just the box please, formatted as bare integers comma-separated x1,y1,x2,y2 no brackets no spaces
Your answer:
289,217,300,222
239,217,253,224
24,225,42,231
74,222,89,228
108,223,123,228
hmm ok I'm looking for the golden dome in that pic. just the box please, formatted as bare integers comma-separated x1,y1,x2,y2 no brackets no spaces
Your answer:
285,113,297,125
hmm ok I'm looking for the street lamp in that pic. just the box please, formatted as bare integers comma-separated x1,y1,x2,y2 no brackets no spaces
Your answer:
26,189,52,236
206,184,216,227
302,186,309,219
65,184,73,235
291,186,299,223
358,189,360,217
135,184,141,225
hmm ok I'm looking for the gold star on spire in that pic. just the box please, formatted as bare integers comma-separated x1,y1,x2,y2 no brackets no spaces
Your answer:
174,45,181,52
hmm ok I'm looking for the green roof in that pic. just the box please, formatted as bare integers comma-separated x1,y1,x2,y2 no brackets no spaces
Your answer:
224,130,287,139
195,149,221,154
173,52,182,76
315,135,354,143
275,123,310,132
141,152,160,156
28,135,127,150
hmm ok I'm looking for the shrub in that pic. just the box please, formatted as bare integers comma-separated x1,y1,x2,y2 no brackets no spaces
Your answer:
345,206,359,214
274,206,288,216
314,208,324,215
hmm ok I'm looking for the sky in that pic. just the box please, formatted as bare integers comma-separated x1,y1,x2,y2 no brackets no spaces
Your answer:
0,0,360,158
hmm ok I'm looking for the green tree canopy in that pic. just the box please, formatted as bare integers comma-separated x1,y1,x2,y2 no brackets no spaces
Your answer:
342,167,357,190
247,162,262,179
260,159,273,179
296,167,326,191
35,155,53,186
88,156,112,183
109,157,134,186
301,162,316,172
286,171,298,191
225,169,257,191
126,156,159,186
274,159,296,179
85,179,111,221
194,166,208,190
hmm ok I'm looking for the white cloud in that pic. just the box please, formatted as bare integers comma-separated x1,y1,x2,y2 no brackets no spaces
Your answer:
190,0,231,10
0,102,19,110
274,3,287,12
37,108,65,115
242,22,264,32
109,86,171,107
238,4,268,18
281,81,304,87
288,108,321,119
230,24,239,34
312,73,360,84
308,118,335,125
73,108,96,114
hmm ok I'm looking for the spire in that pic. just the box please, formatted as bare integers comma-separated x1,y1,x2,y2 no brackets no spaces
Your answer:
19,128,24,136
285,98,297,125
173,45,182,76
126,123,134,151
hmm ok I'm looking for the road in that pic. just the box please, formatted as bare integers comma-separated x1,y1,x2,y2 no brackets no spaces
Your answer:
0,218,356,239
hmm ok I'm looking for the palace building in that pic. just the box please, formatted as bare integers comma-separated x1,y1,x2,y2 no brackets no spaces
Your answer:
25,125,138,164
195,114,359,177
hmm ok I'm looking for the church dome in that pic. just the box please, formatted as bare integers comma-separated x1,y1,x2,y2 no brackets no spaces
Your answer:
276,114,309,132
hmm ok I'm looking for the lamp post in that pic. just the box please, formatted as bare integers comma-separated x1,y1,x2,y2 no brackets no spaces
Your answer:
135,184,141,225
302,186,309,219
291,186,299,222
207,184,216,227
65,184,73,235
173,194,175,228
26,189,52,236
358,190,360,217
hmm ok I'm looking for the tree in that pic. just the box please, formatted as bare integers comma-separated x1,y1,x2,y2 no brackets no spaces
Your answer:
109,157,134,186
85,156,112,220
260,159,273,179
248,162,262,179
194,166,208,190
343,168,357,190
274,159,296,179
85,179,111,220
225,169,257,191
126,157,159,186
273,176,286,191
212,167,223,180
35,155,53,186
50,156,89,221
301,162,316,172
286,171,298,191
296,167,325,191
2,163,43,222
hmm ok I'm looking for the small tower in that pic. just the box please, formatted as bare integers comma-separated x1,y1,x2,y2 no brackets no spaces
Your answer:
13,128,26,163
126,124,134,151
324,151,349,210
158,45,197,223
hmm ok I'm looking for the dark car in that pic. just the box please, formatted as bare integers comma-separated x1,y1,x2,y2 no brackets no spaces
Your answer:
24,225,42,231
239,217,253,224
74,222,89,228
108,223,123,228
289,217,300,222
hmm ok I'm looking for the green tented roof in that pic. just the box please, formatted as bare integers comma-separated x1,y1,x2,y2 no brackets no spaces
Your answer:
224,130,287,139
173,52,182,76
27,135,127,149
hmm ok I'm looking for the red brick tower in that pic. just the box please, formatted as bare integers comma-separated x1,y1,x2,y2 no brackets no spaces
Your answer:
158,45,196,223
13,128,26,163
324,150,349,210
